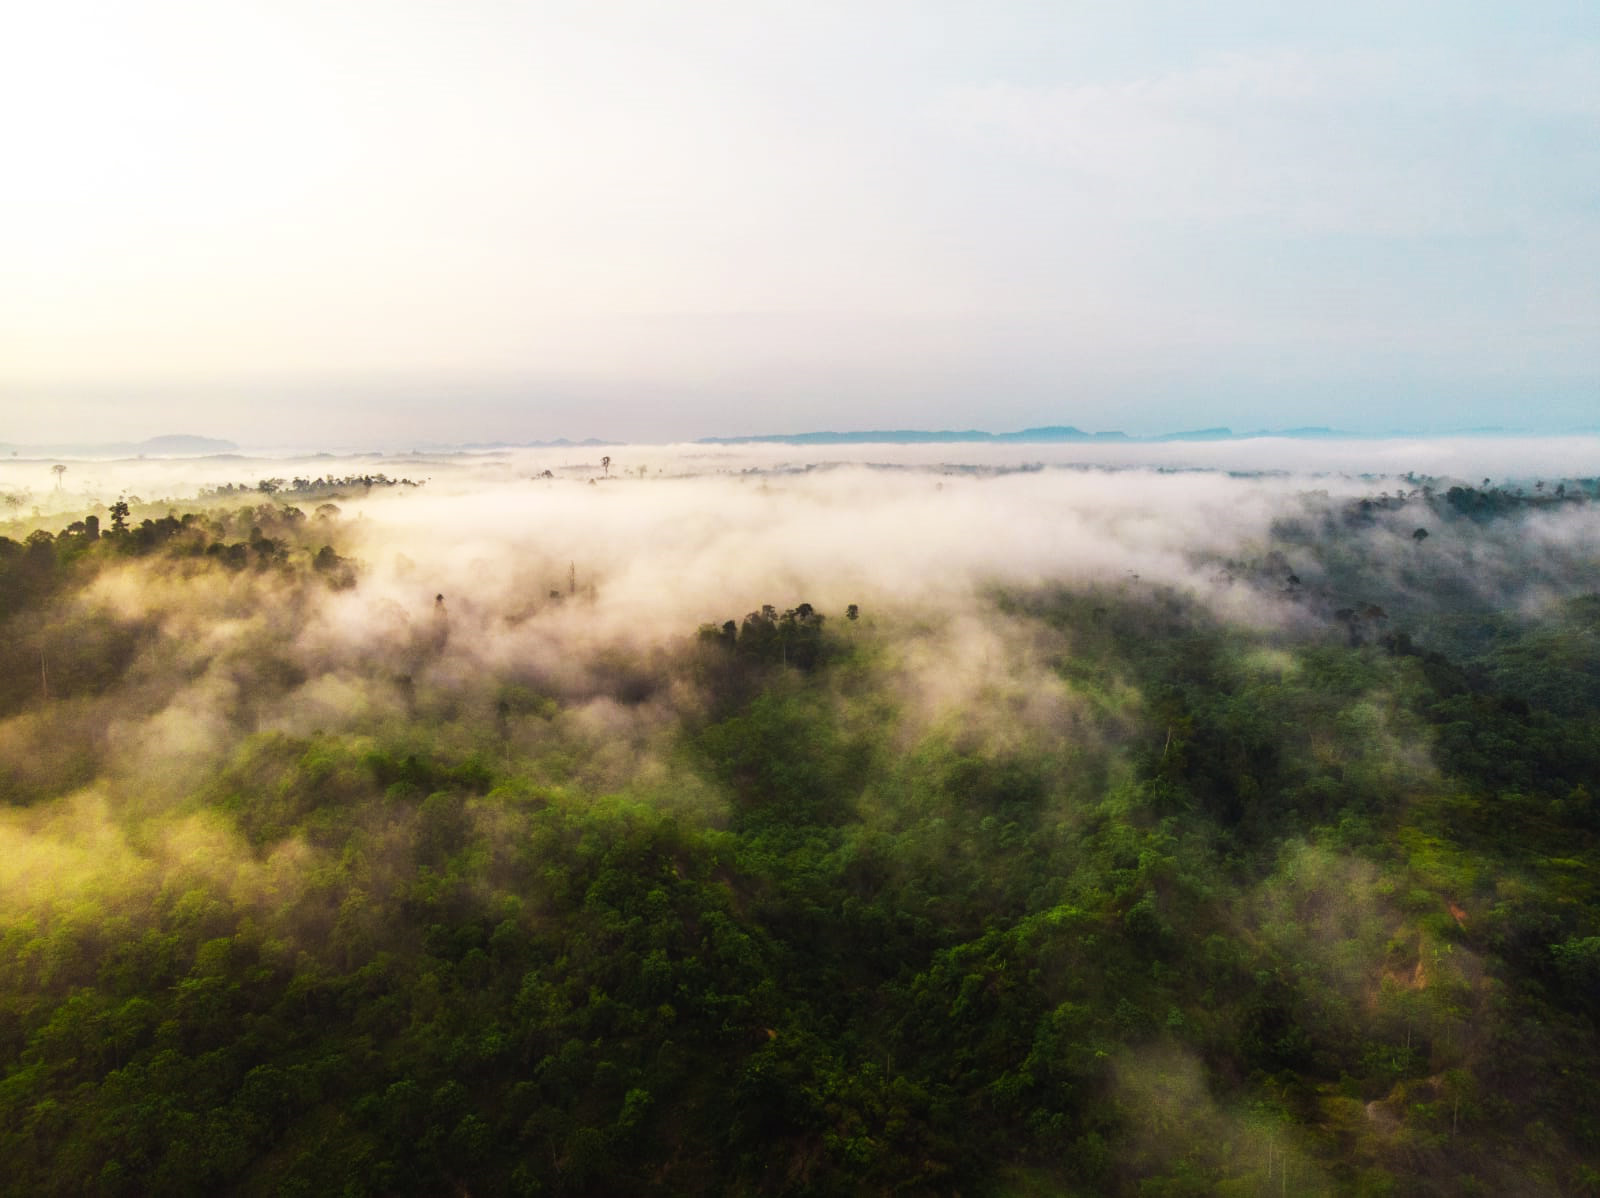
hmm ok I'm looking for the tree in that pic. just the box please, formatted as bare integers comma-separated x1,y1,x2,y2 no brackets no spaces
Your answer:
109,499,130,534
1412,527,1429,543
601,456,612,476
51,464,66,490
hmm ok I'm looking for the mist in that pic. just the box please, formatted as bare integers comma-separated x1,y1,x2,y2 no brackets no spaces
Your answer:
2,436,1598,1195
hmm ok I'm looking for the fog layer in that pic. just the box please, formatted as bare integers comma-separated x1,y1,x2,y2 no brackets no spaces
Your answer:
1,439,1597,1194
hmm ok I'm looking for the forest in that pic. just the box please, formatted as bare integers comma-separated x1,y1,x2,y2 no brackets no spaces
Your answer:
0,452,1597,1196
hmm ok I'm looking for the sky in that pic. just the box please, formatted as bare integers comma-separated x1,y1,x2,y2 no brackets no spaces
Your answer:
3,1,1597,447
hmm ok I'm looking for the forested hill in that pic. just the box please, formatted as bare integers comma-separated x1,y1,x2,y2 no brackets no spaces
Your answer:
0,482,1597,1196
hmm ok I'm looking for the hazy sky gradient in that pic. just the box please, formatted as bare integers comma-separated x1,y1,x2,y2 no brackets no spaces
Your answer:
4,1,1596,445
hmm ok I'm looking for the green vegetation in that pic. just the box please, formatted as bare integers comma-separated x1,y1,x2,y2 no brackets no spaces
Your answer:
1,486,1598,1195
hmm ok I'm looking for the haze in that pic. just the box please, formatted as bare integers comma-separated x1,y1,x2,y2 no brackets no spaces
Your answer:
9,438,1600,641
5,2,1597,446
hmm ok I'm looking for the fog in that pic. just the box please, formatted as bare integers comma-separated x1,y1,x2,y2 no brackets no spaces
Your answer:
7,435,1599,801
8,435,1600,505
12,437,1598,633
6,437,1598,808
2,434,1598,1192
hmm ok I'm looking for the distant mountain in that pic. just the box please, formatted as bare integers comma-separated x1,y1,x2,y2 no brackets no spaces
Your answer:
694,426,1354,446
1149,427,1235,441
136,435,238,455
0,434,238,458
698,429,994,445
992,426,1090,442
1255,426,1340,439
402,438,623,452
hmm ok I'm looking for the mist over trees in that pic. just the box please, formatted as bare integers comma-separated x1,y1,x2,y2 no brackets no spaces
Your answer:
0,450,1598,1195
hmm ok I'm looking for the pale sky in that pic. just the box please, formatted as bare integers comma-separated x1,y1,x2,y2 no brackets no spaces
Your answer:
3,1,1596,447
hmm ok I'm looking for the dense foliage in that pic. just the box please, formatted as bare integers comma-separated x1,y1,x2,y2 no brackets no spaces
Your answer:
1,484,1598,1195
